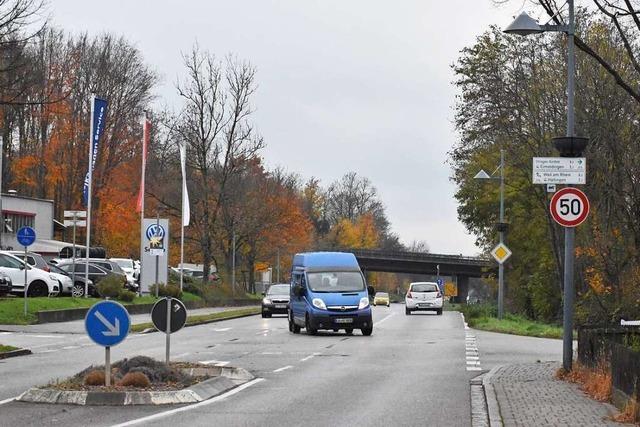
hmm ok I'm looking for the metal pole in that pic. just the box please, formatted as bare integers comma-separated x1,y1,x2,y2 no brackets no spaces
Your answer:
105,346,111,386
231,230,236,295
155,210,159,297
23,245,28,316
563,0,576,372
165,296,171,365
0,135,3,250
71,219,76,294
139,114,148,297
498,149,505,319
276,249,280,283
85,94,96,298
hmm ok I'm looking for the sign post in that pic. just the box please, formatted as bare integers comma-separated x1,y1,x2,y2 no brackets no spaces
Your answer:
151,297,187,365
64,210,87,295
85,301,130,386
17,226,36,316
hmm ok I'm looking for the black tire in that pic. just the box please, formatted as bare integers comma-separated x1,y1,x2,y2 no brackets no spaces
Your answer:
72,283,86,298
289,311,300,334
345,328,354,335
387,303,390,307
333,328,339,332
261,312,267,318
373,303,376,306
361,326,373,336
306,314,317,336
405,307,411,315
437,308,443,315
27,281,48,297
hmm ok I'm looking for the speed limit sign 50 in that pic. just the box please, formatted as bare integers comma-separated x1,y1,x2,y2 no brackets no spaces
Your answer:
550,187,590,227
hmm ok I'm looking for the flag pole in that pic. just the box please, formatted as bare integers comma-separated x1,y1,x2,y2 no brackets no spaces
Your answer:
84,94,95,298
179,143,186,292
139,113,148,296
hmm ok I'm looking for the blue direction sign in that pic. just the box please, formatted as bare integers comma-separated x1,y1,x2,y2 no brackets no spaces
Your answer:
85,301,130,347
437,278,444,293
16,226,36,247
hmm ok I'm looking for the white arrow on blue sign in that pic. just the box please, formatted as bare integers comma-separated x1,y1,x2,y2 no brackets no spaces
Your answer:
84,301,130,347
16,226,36,247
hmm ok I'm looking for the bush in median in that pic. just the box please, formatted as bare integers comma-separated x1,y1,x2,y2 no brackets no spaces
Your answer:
149,283,182,299
97,274,124,298
117,289,136,303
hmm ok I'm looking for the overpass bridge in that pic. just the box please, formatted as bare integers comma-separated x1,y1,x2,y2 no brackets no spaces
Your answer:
349,249,494,302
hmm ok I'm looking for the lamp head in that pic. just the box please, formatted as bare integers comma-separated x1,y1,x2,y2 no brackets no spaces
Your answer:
504,12,543,36
474,170,491,180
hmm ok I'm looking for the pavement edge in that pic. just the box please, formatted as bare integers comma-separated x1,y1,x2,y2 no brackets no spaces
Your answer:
0,348,32,359
482,365,504,427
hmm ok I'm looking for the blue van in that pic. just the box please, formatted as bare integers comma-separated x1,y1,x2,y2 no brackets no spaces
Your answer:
288,252,375,336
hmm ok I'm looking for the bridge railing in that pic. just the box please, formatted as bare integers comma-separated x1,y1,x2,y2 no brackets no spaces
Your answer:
348,248,492,266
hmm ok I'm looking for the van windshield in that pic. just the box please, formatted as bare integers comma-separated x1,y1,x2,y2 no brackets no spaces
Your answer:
307,272,365,293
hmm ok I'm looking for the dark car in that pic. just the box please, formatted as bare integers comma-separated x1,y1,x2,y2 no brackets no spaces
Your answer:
48,263,96,297
56,261,114,296
0,273,11,296
8,251,50,272
262,283,291,318
78,258,137,292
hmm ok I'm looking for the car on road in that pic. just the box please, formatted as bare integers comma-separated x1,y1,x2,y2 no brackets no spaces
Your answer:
262,283,291,318
289,252,375,336
48,263,95,297
373,292,390,307
0,251,59,297
405,282,443,315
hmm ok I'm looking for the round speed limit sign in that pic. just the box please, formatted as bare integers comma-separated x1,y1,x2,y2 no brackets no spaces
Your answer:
550,187,590,227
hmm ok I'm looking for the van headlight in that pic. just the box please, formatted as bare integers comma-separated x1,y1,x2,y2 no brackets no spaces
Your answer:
312,298,326,310
358,297,370,310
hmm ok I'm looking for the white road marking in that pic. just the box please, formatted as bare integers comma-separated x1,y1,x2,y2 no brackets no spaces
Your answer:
212,327,231,332
273,365,293,373
0,332,12,336
261,352,282,355
467,367,482,371
110,378,265,427
38,349,58,353
462,313,482,372
300,354,316,362
200,360,229,367
0,396,17,405
374,313,395,326
62,346,79,350
31,335,64,339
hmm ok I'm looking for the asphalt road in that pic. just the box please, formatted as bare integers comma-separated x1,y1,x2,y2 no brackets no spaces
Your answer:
0,305,562,427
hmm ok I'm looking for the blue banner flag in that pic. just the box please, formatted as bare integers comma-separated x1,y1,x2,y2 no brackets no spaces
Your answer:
83,97,108,206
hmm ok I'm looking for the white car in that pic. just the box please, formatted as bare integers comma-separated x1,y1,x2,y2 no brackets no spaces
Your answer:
0,251,60,297
110,258,136,284
405,282,443,315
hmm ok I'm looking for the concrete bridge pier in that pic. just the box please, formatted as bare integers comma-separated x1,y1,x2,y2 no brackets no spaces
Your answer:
454,275,469,304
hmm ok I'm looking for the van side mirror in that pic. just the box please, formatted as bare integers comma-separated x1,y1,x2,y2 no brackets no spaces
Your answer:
293,284,305,297
367,286,375,296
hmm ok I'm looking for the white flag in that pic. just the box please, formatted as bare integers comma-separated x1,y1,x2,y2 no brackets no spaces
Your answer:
179,143,190,227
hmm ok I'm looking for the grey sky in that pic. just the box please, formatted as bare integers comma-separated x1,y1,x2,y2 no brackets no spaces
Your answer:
52,0,520,255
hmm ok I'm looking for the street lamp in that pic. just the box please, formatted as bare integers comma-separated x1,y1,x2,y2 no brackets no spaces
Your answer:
474,149,507,320
505,2,586,372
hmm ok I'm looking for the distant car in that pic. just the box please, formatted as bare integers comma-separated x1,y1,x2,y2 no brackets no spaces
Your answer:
405,282,443,315
373,292,390,307
110,258,136,285
0,251,59,297
55,261,114,297
8,251,50,272
48,263,95,297
76,258,136,292
262,283,291,318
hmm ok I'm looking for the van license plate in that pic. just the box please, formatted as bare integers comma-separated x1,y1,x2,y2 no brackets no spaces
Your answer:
334,318,353,324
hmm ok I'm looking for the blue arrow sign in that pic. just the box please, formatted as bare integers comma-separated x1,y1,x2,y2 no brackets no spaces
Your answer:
16,226,36,247
436,278,444,293
85,301,130,347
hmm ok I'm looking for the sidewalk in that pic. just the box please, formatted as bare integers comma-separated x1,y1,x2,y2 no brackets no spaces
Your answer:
0,306,257,334
484,362,622,426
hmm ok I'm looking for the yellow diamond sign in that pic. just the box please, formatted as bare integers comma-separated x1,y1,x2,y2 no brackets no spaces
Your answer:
491,243,512,264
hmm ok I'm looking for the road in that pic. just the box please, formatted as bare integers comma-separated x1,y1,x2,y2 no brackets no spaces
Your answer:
0,304,562,427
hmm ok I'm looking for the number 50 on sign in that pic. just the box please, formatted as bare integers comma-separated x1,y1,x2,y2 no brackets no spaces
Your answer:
550,187,590,227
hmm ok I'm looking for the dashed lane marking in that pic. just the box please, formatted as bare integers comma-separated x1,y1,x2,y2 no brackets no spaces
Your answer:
300,353,321,362
110,378,265,427
461,313,482,372
273,365,293,373
374,313,395,326
212,327,232,332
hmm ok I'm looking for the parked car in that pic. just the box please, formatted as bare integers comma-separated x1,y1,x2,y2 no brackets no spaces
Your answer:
55,261,114,297
0,251,59,297
48,263,95,297
110,258,136,284
373,292,390,307
405,282,443,315
0,273,12,296
262,283,291,318
8,251,51,272
74,258,136,292
289,252,375,336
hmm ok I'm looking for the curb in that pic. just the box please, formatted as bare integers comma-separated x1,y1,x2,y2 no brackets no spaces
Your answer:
0,348,32,360
482,365,504,427
135,310,260,334
17,366,254,406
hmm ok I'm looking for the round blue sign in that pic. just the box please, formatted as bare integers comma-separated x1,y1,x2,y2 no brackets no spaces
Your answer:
85,301,130,347
16,226,36,247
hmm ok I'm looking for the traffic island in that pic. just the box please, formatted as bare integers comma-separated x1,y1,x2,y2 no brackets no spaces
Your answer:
0,344,32,360
17,356,254,406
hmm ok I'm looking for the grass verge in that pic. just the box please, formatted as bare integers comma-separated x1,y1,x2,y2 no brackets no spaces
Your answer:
0,292,202,325
0,344,18,353
130,306,260,333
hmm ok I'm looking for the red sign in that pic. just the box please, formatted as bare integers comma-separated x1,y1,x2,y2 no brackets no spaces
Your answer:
549,187,590,227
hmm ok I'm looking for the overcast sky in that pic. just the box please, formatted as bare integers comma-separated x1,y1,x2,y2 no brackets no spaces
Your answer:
52,0,522,256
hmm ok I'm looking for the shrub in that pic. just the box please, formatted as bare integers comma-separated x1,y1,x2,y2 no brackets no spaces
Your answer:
149,283,182,299
84,370,105,386
97,274,124,298
117,289,136,302
118,371,151,388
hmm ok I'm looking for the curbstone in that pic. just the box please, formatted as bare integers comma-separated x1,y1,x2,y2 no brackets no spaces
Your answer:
482,365,504,427
17,366,255,406
0,348,32,359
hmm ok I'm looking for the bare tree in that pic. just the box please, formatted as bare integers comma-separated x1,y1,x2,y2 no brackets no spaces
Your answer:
175,45,263,284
